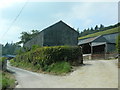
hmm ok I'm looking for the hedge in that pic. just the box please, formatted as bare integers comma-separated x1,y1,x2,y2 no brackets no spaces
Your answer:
14,46,83,69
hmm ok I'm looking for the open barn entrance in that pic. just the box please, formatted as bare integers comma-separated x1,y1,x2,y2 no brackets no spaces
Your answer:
81,43,91,54
92,44,105,59
93,44,105,54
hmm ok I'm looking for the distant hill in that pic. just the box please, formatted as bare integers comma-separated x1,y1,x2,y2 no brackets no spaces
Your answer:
78,26,119,40
78,22,120,39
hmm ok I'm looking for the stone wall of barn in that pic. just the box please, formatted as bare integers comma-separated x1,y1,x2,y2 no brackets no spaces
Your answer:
24,31,44,48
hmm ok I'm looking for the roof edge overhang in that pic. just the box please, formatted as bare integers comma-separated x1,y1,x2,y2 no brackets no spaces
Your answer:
91,42,106,46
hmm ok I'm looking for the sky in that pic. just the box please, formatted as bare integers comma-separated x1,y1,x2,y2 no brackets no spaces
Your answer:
0,0,119,45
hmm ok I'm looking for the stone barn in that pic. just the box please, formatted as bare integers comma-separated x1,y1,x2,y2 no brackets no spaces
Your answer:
24,21,79,48
78,33,118,59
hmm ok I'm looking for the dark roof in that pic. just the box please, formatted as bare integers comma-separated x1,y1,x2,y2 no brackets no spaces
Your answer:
103,33,118,43
78,33,118,45
78,35,102,45
40,20,78,33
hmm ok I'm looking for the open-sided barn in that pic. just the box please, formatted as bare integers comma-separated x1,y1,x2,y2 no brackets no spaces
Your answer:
78,33,118,59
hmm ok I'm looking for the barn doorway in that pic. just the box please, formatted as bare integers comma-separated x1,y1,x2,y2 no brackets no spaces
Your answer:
93,44,105,54
81,43,91,54
92,44,106,59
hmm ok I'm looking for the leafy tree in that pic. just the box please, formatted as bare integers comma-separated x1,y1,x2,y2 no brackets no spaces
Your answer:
31,30,39,37
19,32,31,44
18,30,39,45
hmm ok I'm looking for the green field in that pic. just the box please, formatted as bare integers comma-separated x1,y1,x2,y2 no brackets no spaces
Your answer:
78,26,119,40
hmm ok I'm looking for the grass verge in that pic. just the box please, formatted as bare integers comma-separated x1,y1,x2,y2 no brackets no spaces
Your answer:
0,70,15,90
46,61,71,75
10,59,71,75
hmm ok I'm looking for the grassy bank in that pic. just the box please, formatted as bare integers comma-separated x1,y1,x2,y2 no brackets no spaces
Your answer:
1,70,15,90
10,60,71,75
79,26,119,40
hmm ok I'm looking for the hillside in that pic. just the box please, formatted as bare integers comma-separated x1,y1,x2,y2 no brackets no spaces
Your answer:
78,26,119,40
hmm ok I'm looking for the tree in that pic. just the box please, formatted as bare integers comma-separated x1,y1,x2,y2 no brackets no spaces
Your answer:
18,30,39,45
90,27,94,31
2,43,21,55
31,30,39,37
76,28,80,36
19,32,31,44
95,25,99,30
76,28,79,33
99,24,104,30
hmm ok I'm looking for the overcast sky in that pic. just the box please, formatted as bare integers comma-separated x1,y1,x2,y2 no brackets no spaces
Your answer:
0,0,119,45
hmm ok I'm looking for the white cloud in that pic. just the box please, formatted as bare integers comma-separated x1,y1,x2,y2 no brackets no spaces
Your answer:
54,2,117,30
0,0,17,9
0,0,27,9
53,3,94,28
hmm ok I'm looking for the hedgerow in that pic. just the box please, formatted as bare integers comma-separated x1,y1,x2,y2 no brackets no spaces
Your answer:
12,46,83,74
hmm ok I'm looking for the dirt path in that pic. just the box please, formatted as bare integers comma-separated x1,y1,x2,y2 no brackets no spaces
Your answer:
7,60,118,88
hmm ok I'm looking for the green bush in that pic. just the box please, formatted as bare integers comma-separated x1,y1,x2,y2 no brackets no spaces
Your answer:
31,45,41,51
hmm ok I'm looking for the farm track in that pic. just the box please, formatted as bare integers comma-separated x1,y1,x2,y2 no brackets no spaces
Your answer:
7,60,118,88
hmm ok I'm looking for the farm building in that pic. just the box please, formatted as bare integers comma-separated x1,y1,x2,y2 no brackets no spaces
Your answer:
78,33,118,59
24,21,79,48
